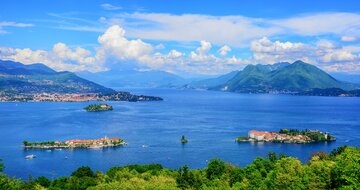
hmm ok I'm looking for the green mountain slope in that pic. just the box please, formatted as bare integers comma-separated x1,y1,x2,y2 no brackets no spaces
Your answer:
0,60,115,94
214,60,355,93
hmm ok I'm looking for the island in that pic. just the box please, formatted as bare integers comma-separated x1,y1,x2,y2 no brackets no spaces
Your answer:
236,129,336,144
23,137,126,149
84,104,113,112
181,135,188,144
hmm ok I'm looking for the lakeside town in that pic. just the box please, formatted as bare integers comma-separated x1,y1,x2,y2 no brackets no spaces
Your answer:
23,137,126,149
236,129,336,143
0,92,163,102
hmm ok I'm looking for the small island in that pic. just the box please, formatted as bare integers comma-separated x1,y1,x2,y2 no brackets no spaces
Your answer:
84,104,113,112
23,137,126,149
181,135,188,144
236,129,336,144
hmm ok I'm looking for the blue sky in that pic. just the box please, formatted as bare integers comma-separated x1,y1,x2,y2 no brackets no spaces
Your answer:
1,0,360,76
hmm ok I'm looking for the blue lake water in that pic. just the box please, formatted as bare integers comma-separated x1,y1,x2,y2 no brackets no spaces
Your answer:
0,88,359,179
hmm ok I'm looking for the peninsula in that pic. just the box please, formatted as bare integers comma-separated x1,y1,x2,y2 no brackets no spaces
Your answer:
84,104,113,112
23,137,126,149
236,129,336,144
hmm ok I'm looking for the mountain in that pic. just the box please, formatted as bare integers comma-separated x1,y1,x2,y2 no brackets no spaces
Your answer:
212,61,356,93
186,70,239,89
0,60,115,94
77,69,188,88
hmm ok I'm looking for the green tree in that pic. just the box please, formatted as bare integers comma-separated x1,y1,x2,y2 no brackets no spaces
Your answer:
176,165,202,189
331,147,360,189
206,159,225,180
265,157,308,190
71,166,94,178
34,176,51,188
307,159,335,190
268,152,278,162
0,159,4,172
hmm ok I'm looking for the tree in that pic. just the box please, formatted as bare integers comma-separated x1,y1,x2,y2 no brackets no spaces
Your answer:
206,159,225,180
176,165,204,190
268,152,278,162
330,145,347,157
265,157,308,190
23,141,29,146
230,167,244,186
331,147,360,189
34,176,51,188
0,159,4,172
307,159,335,189
71,166,94,178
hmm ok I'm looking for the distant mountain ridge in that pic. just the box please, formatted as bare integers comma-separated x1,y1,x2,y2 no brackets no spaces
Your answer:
0,60,115,94
77,69,188,88
186,70,239,89
213,60,355,93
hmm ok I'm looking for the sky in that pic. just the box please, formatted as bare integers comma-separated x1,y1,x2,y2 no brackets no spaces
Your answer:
0,0,360,77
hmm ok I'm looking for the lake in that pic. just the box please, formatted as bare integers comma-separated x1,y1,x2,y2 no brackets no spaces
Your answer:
0,88,359,179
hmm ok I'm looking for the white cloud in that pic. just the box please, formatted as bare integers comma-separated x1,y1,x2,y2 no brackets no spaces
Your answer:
248,37,360,74
2,25,360,75
196,40,212,55
101,3,122,11
341,35,357,42
250,37,311,63
270,13,360,36
0,21,33,34
0,43,105,72
218,45,231,56
168,50,183,58
0,22,33,27
102,12,360,48
117,13,281,47
97,25,153,61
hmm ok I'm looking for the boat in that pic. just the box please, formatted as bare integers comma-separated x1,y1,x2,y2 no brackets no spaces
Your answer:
25,154,36,159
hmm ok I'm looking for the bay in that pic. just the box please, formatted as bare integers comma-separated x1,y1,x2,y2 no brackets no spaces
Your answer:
0,88,359,179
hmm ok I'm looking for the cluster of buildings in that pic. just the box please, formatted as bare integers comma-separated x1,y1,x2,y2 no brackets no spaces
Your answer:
248,130,311,143
64,137,123,147
24,137,125,149
0,93,107,102
33,93,106,102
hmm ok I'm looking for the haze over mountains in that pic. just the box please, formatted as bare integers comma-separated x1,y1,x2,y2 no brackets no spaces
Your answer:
0,59,359,97
77,69,188,88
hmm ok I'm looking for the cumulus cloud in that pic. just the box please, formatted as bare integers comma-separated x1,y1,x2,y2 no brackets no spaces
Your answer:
218,45,231,56
0,43,105,72
248,37,360,73
97,25,153,61
250,37,311,63
1,25,360,75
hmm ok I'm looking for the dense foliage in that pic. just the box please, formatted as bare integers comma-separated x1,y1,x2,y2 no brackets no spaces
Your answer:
23,141,58,147
84,104,113,112
0,146,359,189
279,128,335,142
181,135,188,144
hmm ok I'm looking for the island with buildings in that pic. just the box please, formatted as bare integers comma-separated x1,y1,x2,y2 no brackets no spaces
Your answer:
23,137,126,149
84,104,113,112
236,129,336,144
